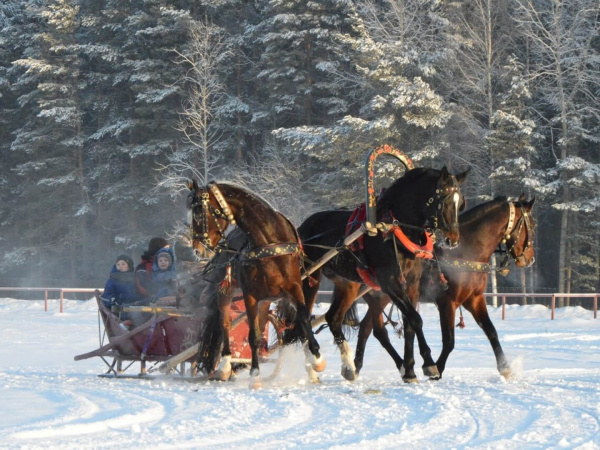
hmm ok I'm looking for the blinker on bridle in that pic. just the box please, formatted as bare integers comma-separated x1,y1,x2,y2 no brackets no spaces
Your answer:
189,182,236,252
425,179,463,232
501,201,534,266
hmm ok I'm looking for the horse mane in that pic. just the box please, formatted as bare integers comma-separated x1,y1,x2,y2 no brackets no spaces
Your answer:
216,181,277,211
376,167,433,212
459,196,507,226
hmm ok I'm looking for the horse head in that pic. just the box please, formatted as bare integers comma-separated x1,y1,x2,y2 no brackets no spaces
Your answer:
186,179,236,254
427,166,469,248
505,194,536,268
378,166,469,250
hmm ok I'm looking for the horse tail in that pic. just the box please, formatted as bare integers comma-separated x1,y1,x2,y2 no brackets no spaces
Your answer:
276,300,300,346
341,301,360,338
196,285,224,374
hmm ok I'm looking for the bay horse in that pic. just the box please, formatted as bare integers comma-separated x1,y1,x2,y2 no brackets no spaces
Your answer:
298,166,469,382
186,180,324,388
351,194,536,380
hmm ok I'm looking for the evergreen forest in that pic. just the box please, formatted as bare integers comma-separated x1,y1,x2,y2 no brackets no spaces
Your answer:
1,0,599,296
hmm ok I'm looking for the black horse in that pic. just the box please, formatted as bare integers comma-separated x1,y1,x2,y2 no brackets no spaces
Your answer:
298,166,469,382
351,195,536,380
187,180,324,388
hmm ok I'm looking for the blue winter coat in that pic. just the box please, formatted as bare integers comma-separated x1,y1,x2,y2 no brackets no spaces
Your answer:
150,247,177,299
102,264,140,307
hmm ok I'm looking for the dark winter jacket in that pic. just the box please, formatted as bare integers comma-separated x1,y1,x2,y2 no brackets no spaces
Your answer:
101,255,139,307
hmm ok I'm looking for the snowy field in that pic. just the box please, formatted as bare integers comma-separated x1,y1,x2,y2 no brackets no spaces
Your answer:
0,296,599,449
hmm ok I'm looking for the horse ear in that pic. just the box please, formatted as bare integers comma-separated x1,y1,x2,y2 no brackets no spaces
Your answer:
518,193,526,203
440,166,450,180
526,196,536,210
187,179,198,191
456,166,470,184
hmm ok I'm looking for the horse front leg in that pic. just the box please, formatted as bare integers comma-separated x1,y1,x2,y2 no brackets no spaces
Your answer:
404,305,439,379
464,295,511,379
213,293,233,381
290,282,326,378
387,290,439,380
401,315,418,383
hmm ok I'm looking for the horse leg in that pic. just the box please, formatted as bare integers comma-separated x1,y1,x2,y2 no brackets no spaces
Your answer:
244,292,263,389
434,297,456,378
375,307,411,381
390,296,439,380
400,315,419,383
354,308,373,376
326,279,361,381
464,295,511,378
213,294,233,381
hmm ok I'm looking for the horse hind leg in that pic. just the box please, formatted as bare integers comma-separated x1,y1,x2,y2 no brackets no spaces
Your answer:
326,280,361,381
465,297,511,379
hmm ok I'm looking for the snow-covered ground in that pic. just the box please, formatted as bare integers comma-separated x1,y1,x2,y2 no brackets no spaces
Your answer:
0,296,599,449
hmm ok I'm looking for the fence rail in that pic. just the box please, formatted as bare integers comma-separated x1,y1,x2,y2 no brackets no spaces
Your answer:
484,292,598,320
0,287,597,319
0,287,102,313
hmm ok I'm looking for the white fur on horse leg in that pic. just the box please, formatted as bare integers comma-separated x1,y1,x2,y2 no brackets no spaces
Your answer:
303,343,327,373
214,355,232,381
249,368,262,389
304,362,321,384
499,365,512,380
340,341,357,381
423,364,440,380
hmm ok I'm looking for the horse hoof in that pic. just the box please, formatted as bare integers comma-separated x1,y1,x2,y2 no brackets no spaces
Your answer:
249,372,262,389
212,369,231,381
423,365,440,380
341,367,357,381
312,355,326,373
402,376,419,384
499,367,512,380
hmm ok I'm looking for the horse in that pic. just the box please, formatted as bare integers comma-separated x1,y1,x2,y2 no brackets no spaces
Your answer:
297,166,469,382
186,180,325,388
350,194,536,380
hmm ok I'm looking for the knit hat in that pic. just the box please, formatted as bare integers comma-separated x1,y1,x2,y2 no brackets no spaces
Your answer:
114,254,134,271
147,237,169,256
155,247,173,267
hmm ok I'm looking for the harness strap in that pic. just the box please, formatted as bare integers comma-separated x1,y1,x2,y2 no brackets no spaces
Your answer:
504,202,516,243
438,258,491,272
244,243,302,260
207,182,236,226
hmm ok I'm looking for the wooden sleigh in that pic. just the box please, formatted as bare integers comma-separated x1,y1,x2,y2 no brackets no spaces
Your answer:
74,290,281,379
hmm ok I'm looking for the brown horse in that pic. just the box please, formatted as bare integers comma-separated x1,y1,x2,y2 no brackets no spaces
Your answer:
297,166,469,382
187,180,324,388
351,195,536,380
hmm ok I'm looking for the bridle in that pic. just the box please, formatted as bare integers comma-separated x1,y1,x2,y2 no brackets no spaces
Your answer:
188,182,236,252
499,200,535,268
424,178,465,234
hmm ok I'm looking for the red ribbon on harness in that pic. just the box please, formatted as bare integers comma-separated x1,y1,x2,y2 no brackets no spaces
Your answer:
345,203,434,289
